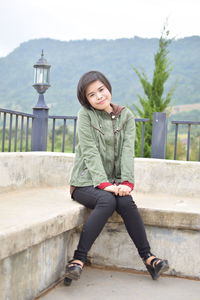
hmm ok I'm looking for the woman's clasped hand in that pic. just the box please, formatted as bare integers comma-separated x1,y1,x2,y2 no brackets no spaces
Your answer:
104,184,131,196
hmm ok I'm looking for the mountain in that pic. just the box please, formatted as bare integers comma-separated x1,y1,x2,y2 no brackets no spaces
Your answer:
0,36,200,116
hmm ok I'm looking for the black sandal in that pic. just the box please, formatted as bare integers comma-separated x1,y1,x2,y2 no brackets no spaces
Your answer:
65,259,83,280
143,254,169,280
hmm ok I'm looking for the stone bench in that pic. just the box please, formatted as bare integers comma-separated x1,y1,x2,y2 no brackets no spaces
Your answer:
0,152,199,300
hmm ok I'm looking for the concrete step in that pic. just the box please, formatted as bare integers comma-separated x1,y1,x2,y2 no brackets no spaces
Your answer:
1,186,200,300
0,187,88,261
38,266,200,300
1,187,199,261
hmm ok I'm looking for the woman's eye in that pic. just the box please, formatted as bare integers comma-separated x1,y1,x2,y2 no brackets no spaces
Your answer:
99,88,104,92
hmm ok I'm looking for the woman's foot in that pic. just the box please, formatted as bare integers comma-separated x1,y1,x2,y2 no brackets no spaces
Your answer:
143,254,169,280
65,259,84,280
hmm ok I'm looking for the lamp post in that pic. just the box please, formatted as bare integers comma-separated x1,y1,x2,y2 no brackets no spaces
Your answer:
31,51,51,151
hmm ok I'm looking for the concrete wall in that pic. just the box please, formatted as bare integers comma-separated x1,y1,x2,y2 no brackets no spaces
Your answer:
0,152,74,192
0,152,199,197
135,158,200,198
0,153,199,299
69,217,200,279
0,231,72,300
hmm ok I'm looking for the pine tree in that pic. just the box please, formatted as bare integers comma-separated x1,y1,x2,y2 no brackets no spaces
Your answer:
132,25,175,157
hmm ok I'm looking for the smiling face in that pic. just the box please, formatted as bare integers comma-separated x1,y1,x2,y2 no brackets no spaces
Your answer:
85,80,112,113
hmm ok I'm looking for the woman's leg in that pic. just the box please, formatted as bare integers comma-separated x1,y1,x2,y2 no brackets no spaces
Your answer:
116,195,169,280
72,186,116,263
115,194,150,258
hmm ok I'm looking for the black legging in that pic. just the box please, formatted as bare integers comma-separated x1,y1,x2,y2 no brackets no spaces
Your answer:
72,186,150,263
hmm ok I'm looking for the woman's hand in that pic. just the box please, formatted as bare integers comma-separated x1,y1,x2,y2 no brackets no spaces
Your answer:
116,184,131,196
104,185,119,195
104,184,131,196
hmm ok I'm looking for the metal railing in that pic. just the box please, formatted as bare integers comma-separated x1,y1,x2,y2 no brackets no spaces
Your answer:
48,115,77,153
135,118,149,157
171,120,200,161
0,106,200,161
0,108,150,155
0,108,34,152
47,116,149,155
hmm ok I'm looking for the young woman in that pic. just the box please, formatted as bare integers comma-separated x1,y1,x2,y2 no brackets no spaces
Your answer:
65,71,169,281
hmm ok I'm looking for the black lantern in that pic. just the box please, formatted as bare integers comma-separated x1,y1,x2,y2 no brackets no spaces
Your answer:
33,50,51,94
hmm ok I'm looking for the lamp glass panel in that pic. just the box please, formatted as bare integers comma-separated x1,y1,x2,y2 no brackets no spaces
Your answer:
34,67,43,84
34,66,50,84
34,68,37,84
38,68,44,84
43,68,49,84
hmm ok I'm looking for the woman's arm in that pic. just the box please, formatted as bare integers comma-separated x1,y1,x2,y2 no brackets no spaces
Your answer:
120,111,135,184
77,109,109,187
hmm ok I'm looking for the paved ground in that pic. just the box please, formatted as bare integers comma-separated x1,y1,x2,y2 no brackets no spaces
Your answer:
38,266,200,300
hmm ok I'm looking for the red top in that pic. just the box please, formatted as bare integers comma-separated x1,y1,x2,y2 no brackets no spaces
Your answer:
98,181,134,191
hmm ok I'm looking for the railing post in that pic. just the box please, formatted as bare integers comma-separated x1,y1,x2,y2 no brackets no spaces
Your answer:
31,94,49,151
151,112,167,159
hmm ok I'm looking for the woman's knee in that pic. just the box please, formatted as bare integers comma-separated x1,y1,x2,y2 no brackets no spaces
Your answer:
96,191,116,211
116,195,137,211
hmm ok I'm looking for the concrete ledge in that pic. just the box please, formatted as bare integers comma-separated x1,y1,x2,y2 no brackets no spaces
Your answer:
140,208,200,231
1,187,199,262
0,187,88,261
112,192,200,231
0,152,200,299
0,152,199,263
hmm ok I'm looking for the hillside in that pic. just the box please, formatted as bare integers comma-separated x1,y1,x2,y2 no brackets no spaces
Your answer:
0,36,200,116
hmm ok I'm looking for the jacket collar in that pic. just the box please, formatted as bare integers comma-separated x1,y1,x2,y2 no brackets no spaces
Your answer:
110,103,125,117
90,103,125,119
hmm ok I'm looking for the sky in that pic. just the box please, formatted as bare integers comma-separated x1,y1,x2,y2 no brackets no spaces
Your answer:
0,0,200,57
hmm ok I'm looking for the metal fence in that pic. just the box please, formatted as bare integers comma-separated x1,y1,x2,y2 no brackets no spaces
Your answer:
135,117,149,157
48,115,77,153
0,108,34,152
172,120,200,161
0,107,200,161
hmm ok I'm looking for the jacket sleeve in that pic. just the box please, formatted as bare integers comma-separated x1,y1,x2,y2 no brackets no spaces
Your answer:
120,111,135,183
77,109,109,187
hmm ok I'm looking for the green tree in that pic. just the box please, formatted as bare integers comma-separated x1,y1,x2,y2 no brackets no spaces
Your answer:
132,25,175,157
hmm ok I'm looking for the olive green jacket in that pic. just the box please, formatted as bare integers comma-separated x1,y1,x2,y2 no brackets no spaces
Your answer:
70,103,135,188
